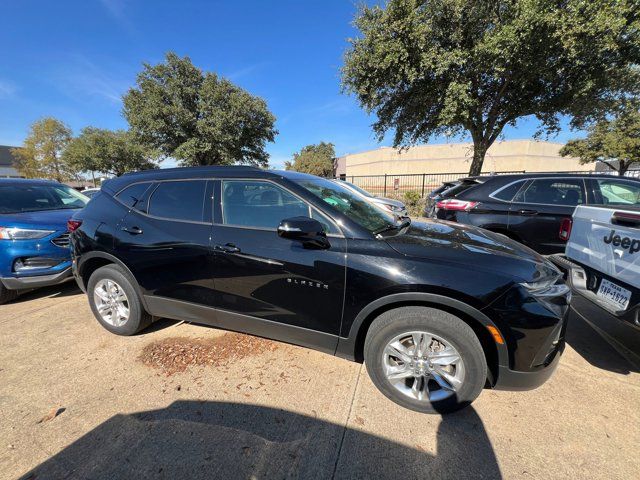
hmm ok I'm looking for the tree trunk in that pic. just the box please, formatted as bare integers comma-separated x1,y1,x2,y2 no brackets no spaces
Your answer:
618,162,630,176
468,142,487,177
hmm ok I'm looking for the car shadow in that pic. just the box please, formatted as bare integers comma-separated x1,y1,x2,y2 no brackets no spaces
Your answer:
565,307,639,374
7,280,81,304
18,401,501,480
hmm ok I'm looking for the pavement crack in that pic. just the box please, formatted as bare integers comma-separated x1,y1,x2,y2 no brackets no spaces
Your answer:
330,363,362,480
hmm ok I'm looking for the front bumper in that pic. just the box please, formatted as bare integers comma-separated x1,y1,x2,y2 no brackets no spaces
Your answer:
493,339,564,390
0,266,73,290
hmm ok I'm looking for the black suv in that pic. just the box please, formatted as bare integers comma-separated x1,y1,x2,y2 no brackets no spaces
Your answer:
432,173,640,254
70,167,570,413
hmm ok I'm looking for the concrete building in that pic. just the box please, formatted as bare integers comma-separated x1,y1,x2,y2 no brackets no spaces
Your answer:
336,139,588,177
0,145,22,178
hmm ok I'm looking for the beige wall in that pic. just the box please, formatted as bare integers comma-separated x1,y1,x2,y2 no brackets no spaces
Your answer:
342,140,589,176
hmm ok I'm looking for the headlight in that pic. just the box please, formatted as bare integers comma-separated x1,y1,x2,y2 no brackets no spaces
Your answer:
0,227,55,240
520,265,570,315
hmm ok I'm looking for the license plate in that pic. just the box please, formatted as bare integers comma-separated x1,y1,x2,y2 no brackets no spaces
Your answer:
596,278,631,311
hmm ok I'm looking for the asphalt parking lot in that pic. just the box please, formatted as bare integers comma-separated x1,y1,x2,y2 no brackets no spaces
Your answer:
1,283,639,480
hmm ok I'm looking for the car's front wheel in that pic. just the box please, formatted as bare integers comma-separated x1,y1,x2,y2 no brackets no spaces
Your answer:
87,264,151,335
0,282,18,305
364,306,487,414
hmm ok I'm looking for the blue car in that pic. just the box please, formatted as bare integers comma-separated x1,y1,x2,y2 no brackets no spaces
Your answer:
0,178,89,303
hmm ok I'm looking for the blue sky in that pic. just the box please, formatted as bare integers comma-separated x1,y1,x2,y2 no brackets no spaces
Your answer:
0,0,581,169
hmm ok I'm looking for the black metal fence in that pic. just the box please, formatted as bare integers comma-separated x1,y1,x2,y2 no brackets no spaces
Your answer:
340,169,640,198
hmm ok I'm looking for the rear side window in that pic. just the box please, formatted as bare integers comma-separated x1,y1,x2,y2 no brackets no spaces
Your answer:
148,180,207,222
491,180,526,201
594,179,640,206
514,179,584,206
116,183,152,209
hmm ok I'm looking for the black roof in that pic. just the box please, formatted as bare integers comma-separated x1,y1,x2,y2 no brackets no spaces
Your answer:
102,166,314,194
0,177,59,185
0,145,20,167
477,172,640,182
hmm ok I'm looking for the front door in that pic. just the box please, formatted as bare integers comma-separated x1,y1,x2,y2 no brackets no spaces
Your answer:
210,179,346,337
508,177,586,254
114,179,216,306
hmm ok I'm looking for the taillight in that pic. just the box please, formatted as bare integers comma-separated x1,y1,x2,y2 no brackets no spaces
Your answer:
67,219,82,232
559,218,572,241
436,199,479,211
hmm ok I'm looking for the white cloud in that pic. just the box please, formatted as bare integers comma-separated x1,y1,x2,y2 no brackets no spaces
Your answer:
0,80,16,98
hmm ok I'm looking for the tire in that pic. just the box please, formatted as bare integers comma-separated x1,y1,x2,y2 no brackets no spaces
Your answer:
86,264,151,336
364,306,487,414
0,282,18,305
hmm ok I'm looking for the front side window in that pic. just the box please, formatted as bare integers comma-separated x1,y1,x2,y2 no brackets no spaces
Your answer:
294,176,396,233
514,179,584,206
222,180,310,229
0,184,88,214
148,180,207,222
595,179,640,206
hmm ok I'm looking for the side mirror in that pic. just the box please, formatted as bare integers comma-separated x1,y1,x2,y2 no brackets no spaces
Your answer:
277,216,330,249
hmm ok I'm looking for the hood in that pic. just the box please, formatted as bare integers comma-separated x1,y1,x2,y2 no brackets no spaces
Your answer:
374,197,406,208
0,208,79,230
385,219,556,282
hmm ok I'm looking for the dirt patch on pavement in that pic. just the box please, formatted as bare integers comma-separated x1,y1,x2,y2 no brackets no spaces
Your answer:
139,333,278,375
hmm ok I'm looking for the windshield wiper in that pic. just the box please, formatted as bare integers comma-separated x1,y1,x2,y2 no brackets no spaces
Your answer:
373,218,411,235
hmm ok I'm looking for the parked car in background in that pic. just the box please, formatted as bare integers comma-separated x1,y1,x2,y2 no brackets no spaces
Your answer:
81,187,101,198
551,204,640,332
424,178,487,217
432,173,640,255
334,179,408,217
0,178,89,303
71,166,570,414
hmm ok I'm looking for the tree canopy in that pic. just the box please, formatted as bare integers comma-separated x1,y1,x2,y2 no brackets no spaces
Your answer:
560,103,640,176
342,0,640,176
12,117,74,181
63,127,159,177
123,52,278,167
285,142,336,177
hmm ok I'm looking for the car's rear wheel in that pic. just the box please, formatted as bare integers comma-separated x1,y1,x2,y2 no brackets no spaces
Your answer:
87,264,151,335
0,282,18,305
364,306,487,414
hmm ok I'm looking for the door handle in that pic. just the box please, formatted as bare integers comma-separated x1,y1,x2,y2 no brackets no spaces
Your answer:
121,226,143,235
518,209,538,216
214,243,240,253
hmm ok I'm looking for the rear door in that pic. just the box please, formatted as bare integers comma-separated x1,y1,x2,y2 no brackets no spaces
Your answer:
114,179,216,306
507,177,586,254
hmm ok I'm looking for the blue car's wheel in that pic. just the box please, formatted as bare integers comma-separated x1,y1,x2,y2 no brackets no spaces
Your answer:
0,282,18,305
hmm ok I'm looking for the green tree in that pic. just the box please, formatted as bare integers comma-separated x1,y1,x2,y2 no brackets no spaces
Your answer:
123,52,277,167
12,117,73,181
560,103,640,176
342,0,640,176
285,142,335,177
64,127,159,177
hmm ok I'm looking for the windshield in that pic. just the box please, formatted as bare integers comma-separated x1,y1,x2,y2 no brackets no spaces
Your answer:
295,177,397,233
342,181,374,198
0,184,89,214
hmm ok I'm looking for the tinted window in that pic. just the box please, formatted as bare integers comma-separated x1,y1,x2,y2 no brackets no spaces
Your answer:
222,180,310,229
442,181,478,198
514,179,584,206
310,208,339,234
595,179,640,205
148,180,207,222
0,184,88,214
116,183,151,208
492,180,526,201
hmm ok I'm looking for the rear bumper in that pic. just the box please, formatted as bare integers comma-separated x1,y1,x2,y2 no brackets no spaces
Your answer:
0,267,73,290
493,341,563,390
549,254,640,330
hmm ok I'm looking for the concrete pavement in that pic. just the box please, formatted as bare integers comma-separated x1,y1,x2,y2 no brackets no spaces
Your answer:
0,283,638,479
